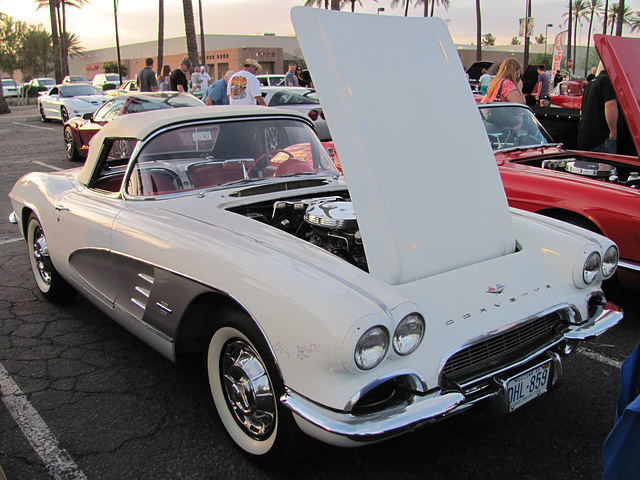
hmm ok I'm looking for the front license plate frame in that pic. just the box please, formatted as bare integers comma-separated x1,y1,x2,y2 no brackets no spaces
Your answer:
506,360,552,412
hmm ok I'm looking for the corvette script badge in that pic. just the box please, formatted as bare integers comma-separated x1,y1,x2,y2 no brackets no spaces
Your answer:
486,284,504,294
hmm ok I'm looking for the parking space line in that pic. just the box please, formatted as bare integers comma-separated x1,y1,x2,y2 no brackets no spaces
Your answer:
0,238,23,246
0,362,87,480
11,122,54,131
33,161,64,171
577,347,623,369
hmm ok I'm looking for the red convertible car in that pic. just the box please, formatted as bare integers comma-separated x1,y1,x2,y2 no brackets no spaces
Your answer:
478,35,639,289
63,91,204,162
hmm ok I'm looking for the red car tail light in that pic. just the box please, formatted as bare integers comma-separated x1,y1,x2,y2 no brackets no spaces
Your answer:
320,110,325,120
308,110,319,121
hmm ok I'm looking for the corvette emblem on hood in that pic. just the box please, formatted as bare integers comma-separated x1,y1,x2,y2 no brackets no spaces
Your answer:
486,284,505,294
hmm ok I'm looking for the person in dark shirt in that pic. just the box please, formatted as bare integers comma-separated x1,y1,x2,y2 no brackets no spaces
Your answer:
170,58,192,93
577,69,618,153
553,70,563,87
137,57,158,92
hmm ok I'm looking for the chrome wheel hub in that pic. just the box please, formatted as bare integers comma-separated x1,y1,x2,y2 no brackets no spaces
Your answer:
221,340,276,438
32,227,52,284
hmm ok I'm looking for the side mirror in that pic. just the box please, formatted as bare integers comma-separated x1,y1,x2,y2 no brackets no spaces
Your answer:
82,112,93,120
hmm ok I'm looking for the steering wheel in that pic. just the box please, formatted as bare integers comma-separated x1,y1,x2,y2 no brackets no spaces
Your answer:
500,129,518,145
249,149,293,177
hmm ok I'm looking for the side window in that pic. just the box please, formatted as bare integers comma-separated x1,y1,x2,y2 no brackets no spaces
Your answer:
49,87,58,96
89,138,138,193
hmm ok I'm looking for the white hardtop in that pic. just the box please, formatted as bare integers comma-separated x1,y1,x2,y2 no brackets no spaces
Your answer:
77,105,310,185
291,7,515,285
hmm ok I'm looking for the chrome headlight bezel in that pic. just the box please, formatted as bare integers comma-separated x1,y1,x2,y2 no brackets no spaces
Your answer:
354,326,389,371
392,313,425,356
583,251,601,285
601,245,618,279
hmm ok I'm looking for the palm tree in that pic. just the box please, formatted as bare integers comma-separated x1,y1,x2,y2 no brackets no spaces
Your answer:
616,0,625,35
157,0,164,76
584,0,602,77
182,0,198,68
605,2,633,34
304,0,329,7
390,0,411,17
476,0,482,61
429,0,450,17
34,0,62,82
629,11,640,32
563,0,588,73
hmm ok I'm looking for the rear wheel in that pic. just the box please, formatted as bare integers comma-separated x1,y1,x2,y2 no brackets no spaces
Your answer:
64,127,82,162
206,308,302,467
26,213,75,301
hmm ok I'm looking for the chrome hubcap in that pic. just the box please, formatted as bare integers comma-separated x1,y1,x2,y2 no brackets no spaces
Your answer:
32,227,52,284
221,340,276,438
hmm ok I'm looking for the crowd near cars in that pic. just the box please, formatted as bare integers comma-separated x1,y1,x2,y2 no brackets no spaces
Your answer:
8,8,628,467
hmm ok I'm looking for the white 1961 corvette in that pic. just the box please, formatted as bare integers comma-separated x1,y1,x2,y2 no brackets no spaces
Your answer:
9,8,622,466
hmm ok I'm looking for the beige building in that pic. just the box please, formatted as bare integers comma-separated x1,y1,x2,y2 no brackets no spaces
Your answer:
70,33,302,82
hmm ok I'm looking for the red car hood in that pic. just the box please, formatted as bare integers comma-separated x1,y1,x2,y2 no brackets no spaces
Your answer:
595,34,640,156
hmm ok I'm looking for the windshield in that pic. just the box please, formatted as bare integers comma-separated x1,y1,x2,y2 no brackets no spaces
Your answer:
122,118,338,196
60,84,103,97
479,105,555,151
2,79,18,87
39,79,55,86
125,93,204,113
267,91,320,107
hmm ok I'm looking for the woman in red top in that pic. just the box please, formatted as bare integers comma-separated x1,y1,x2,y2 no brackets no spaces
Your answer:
481,58,526,104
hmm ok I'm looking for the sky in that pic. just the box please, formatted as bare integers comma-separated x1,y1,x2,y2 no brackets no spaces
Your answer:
1,0,639,51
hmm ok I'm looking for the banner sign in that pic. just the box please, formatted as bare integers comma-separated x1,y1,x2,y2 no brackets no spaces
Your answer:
551,31,568,75
519,17,534,37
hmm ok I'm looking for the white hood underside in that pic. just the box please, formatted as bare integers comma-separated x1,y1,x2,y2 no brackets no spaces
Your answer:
292,7,515,285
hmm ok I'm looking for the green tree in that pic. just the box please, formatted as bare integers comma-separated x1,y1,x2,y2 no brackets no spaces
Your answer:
535,34,545,44
604,2,633,34
182,0,198,69
103,60,128,77
18,25,55,78
511,36,521,45
331,0,340,9
530,53,552,70
481,33,495,46
0,13,28,78
629,11,640,32
563,0,588,74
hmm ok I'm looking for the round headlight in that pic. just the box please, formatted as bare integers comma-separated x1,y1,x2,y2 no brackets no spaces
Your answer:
393,313,425,356
602,245,618,279
583,251,601,285
354,326,389,371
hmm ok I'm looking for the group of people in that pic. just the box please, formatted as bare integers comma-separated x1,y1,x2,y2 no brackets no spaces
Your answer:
480,57,619,155
135,57,306,107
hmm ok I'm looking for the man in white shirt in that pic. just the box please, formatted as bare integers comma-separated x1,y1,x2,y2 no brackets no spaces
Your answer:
198,66,211,92
227,58,267,106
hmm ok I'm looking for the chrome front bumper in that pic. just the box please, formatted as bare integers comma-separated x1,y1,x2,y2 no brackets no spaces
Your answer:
281,301,623,445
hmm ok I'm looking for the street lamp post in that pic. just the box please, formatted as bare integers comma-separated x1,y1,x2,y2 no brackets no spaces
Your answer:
545,23,553,56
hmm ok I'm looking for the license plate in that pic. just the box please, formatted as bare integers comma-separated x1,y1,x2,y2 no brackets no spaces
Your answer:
506,361,551,412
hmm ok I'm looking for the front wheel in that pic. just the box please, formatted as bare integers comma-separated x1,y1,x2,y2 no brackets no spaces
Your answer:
26,213,75,301
64,127,82,162
60,107,69,123
206,308,303,466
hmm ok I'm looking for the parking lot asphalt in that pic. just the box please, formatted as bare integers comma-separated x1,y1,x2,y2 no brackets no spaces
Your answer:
0,104,40,124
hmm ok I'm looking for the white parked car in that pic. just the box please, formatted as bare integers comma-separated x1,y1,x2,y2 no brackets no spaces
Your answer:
9,9,622,467
256,74,285,86
92,73,122,90
38,83,109,123
261,86,330,140
62,75,90,84
2,78,20,97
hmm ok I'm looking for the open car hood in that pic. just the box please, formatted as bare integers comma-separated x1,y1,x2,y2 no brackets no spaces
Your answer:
291,8,515,285
595,34,640,157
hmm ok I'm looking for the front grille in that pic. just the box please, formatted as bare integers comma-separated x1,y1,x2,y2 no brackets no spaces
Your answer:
443,311,564,382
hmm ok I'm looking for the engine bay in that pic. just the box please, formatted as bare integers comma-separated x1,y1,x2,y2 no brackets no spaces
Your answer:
229,193,368,271
536,155,640,188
